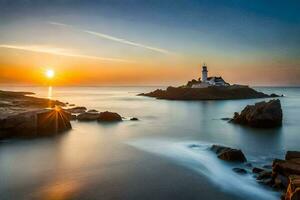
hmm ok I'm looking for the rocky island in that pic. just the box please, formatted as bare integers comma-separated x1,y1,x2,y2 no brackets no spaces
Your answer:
139,64,280,100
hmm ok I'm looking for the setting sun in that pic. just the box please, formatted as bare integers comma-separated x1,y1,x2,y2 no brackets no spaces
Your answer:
45,69,55,79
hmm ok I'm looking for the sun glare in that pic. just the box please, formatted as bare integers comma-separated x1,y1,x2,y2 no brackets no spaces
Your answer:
46,69,55,79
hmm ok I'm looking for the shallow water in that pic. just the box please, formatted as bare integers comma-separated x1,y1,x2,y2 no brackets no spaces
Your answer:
0,86,299,200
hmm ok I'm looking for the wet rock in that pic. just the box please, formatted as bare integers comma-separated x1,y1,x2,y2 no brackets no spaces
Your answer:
130,117,139,121
273,159,300,177
252,167,265,174
65,106,87,114
77,112,99,121
285,175,300,200
98,111,122,122
231,99,282,128
232,168,247,175
273,174,288,189
256,171,272,180
211,145,247,162
286,151,300,160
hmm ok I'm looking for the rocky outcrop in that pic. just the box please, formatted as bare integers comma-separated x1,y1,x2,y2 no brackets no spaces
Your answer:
77,112,99,121
0,107,71,139
98,111,122,122
139,86,279,100
261,151,300,199
65,106,87,114
285,175,300,200
210,144,247,162
231,99,283,128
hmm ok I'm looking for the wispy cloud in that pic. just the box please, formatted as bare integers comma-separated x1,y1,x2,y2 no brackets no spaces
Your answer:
49,21,171,54
0,44,133,62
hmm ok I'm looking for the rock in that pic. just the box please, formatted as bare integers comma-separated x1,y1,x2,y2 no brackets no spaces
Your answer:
211,144,231,154
65,106,87,114
77,112,99,121
256,171,272,180
87,109,99,113
70,114,77,120
221,117,231,121
286,151,300,160
253,167,265,174
273,159,300,177
218,149,247,162
285,175,300,200
273,174,288,189
130,117,139,121
98,111,122,122
270,93,280,97
0,107,71,139
210,145,247,162
231,99,283,128
233,168,247,174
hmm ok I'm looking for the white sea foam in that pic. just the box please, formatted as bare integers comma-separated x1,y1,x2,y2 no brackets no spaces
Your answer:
126,139,279,200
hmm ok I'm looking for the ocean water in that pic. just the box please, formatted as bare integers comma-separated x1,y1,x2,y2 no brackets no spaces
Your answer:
0,86,299,200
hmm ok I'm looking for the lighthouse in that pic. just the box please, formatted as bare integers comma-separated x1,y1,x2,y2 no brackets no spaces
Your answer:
202,63,208,82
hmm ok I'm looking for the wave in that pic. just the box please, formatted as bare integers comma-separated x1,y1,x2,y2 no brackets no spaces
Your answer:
126,139,278,200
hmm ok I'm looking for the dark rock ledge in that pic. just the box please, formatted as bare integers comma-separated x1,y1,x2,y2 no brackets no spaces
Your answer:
0,107,71,139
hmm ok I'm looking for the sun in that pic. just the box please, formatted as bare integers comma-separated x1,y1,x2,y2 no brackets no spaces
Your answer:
45,69,55,79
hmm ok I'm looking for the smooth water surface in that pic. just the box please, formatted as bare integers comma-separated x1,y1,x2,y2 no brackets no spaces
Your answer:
0,86,299,200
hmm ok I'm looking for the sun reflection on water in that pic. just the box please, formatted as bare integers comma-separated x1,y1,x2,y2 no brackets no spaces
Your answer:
47,86,53,99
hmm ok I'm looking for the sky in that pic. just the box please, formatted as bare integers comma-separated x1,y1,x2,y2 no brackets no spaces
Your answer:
0,0,299,86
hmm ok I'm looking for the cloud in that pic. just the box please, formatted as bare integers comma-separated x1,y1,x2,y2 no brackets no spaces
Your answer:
49,21,171,54
0,44,133,62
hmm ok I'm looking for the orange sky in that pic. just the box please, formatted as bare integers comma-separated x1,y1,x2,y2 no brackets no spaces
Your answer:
0,46,299,86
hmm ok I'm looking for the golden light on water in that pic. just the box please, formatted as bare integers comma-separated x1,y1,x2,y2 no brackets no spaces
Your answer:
46,69,55,79
47,86,53,99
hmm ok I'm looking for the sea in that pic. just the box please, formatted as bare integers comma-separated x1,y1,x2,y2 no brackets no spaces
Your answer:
0,86,299,200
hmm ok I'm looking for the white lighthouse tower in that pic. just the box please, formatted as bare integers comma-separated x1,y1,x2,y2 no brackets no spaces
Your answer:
202,63,208,82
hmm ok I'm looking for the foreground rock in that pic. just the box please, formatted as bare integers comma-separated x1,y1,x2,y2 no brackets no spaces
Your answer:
231,99,282,128
0,107,71,139
98,111,122,122
285,175,300,200
211,144,247,162
139,86,279,100
258,151,300,200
